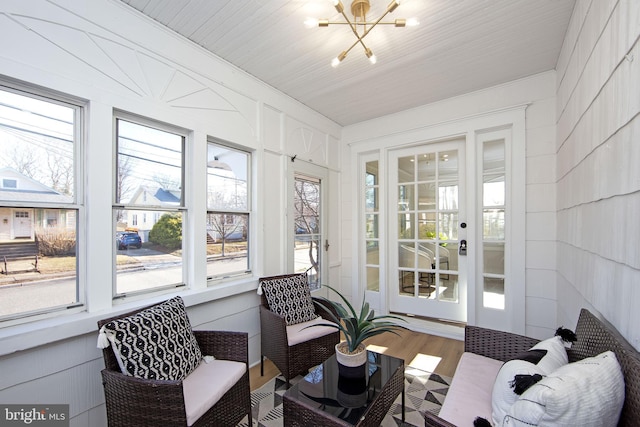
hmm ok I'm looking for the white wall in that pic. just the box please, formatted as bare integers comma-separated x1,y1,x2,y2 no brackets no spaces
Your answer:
342,71,559,339
555,0,640,350
0,0,340,425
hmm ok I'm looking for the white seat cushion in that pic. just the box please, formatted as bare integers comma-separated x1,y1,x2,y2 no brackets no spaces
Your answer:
182,359,246,426
286,317,338,346
438,352,503,427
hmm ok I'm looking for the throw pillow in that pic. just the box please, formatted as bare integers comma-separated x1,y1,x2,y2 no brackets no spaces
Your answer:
98,296,202,381
502,350,624,427
491,336,568,425
261,274,318,325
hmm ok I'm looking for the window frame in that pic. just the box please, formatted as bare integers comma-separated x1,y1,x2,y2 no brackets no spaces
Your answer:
0,79,85,323
205,139,252,282
112,111,188,298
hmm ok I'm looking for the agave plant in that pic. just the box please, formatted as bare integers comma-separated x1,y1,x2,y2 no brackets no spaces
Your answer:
313,285,408,353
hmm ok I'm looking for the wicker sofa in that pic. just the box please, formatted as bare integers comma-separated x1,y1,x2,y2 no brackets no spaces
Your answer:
424,308,640,427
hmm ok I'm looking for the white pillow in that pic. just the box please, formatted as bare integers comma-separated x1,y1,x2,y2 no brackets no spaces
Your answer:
502,351,624,427
492,336,568,425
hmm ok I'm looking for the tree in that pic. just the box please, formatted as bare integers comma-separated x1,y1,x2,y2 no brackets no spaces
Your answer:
208,213,243,257
294,178,320,276
149,213,182,250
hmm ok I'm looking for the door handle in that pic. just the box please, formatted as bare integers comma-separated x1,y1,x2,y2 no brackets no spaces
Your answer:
459,240,467,256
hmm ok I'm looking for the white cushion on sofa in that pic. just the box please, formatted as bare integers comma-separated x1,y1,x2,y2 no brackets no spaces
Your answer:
503,351,624,427
438,352,504,426
286,316,338,346
492,336,568,425
183,359,246,426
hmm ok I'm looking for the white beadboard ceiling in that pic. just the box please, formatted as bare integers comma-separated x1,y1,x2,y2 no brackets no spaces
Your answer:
118,0,575,126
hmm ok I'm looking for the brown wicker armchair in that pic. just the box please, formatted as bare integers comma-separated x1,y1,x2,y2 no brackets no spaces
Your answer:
98,304,252,427
259,273,340,386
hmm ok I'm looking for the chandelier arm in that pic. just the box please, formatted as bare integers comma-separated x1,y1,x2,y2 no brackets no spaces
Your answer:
357,6,395,42
337,8,370,53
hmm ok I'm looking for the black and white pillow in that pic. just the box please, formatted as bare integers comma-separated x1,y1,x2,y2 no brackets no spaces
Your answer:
98,296,202,381
262,274,318,325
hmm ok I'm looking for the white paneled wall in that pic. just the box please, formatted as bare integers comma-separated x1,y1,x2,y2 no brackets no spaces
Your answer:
555,0,640,350
0,0,340,425
342,71,559,338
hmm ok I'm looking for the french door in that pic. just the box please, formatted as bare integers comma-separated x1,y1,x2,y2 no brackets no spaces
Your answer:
389,140,467,322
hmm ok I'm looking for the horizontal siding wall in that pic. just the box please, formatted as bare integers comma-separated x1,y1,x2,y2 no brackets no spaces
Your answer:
555,0,640,350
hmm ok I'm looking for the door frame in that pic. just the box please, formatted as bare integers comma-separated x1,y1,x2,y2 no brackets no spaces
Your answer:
287,160,329,298
351,105,527,336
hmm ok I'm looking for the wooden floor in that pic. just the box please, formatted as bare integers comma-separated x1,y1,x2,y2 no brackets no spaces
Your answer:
249,330,464,391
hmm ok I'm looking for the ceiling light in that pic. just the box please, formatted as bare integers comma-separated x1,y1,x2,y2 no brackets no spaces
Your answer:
307,0,418,66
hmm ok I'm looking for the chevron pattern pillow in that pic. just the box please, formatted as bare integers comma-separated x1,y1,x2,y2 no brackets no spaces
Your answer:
100,296,202,381
262,274,318,325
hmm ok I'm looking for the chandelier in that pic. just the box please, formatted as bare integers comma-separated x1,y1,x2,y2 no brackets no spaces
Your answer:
305,0,419,67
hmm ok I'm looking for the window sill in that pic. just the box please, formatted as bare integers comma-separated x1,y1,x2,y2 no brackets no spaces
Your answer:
0,277,258,357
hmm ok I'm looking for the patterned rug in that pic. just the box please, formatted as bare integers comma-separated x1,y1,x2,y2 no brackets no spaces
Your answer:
239,367,451,426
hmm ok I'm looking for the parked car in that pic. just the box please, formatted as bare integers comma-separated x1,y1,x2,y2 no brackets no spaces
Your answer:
116,231,142,250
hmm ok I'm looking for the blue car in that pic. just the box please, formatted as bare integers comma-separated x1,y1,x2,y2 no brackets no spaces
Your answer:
116,232,142,250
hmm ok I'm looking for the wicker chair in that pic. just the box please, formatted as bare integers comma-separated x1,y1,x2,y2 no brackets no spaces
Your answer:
98,305,252,427
259,273,340,386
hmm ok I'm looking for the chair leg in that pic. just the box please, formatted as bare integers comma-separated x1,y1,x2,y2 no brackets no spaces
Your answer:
260,354,264,376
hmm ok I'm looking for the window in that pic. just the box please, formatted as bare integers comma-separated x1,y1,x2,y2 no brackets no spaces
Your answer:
114,115,186,296
2,178,17,189
0,83,82,320
206,141,250,280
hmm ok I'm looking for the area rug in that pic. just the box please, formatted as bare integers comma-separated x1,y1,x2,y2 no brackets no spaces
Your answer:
238,367,451,427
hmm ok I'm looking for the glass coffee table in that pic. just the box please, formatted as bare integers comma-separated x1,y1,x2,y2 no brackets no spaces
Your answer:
283,351,405,427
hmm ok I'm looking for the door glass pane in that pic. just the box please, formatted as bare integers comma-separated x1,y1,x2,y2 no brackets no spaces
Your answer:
483,209,505,239
398,270,414,296
366,241,379,265
417,153,436,181
483,242,504,275
439,212,459,240
399,243,415,269
417,213,436,239
398,184,414,211
365,187,378,210
439,273,458,302
366,266,379,291
398,156,415,182
294,175,321,290
484,277,505,309
417,183,436,210
484,140,505,173
365,214,378,238
483,175,505,206
438,150,458,179
398,213,415,239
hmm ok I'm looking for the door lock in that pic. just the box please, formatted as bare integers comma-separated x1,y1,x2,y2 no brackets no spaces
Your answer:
459,240,467,256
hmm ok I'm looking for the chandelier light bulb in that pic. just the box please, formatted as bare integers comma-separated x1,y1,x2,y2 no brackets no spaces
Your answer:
332,51,348,67
406,17,419,27
304,17,319,28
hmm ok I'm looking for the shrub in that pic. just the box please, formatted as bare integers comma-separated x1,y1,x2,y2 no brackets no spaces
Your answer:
36,227,76,256
149,213,182,250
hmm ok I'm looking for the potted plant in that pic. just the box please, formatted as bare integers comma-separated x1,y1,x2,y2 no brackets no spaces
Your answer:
311,286,408,377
